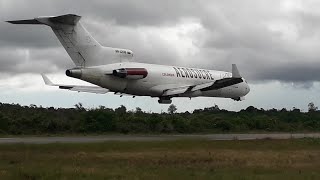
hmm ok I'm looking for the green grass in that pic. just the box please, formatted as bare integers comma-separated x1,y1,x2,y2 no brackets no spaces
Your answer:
0,139,320,179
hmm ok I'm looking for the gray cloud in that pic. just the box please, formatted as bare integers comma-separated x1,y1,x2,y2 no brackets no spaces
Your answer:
0,23,57,48
0,47,72,75
1,0,320,87
1,0,199,26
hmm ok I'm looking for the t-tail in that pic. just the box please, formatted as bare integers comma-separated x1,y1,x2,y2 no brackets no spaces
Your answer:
7,14,133,67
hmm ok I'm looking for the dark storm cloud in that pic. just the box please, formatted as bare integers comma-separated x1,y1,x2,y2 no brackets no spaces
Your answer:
1,0,320,86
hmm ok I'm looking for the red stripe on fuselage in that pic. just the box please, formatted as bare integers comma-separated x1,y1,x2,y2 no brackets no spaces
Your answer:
125,68,148,77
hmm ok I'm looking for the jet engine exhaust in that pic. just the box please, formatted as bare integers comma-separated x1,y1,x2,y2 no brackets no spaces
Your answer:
66,69,82,79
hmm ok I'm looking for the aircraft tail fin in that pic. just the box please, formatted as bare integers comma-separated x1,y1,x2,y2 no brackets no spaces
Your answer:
7,14,102,67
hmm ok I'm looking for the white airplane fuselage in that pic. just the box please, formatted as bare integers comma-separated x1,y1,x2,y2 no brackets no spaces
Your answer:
7,14,250,104
71,62,250,99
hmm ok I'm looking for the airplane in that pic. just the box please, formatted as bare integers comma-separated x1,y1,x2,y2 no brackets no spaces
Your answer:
7,14,250,104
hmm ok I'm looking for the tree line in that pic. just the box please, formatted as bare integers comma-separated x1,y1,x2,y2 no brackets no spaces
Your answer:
0,102,319,135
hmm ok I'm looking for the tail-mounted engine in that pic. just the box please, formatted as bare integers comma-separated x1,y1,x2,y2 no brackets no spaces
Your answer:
112,68,148,80
66,68,82,78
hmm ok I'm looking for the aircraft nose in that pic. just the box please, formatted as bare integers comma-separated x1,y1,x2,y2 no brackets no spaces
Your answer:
241,78,250,95
245,82,250,95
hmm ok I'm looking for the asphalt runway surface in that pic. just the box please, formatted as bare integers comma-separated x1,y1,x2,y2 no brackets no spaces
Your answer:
0,133,319,144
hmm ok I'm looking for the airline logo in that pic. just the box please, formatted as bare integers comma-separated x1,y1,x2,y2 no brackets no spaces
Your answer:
173,67,215,80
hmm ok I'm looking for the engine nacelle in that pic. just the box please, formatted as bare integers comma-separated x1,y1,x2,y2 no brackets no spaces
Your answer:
66,68,82,79
112,68,148,80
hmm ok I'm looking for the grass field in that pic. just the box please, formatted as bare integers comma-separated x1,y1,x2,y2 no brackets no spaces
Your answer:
0,139,320,180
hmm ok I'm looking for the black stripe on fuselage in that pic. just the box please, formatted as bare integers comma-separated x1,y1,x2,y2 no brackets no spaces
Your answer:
201,78,243,91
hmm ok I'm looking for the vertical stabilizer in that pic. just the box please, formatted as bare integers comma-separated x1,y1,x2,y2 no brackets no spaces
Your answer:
7,14,102,67
7,14,135,66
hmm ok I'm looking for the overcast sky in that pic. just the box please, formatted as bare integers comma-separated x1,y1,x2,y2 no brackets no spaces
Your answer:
0,0,320,112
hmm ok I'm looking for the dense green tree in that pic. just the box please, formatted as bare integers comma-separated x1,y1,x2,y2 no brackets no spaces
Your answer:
74,103,86,111
115,105,127,114
168,104,177,114
308,102,318,112
0,102,319,135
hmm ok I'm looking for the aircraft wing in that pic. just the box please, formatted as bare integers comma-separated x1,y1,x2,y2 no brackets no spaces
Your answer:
41,74,109,94
162,64,244,96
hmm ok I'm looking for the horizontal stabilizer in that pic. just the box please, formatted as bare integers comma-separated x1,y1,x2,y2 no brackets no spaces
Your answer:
47,14,81,25
6,14,81,26
6,19,42,24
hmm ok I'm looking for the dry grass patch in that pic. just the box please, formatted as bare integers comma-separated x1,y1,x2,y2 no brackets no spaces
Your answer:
0,139,320,179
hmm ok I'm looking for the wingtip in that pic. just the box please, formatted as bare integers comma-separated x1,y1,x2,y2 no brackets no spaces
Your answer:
41,74,53,85
232,64,242,78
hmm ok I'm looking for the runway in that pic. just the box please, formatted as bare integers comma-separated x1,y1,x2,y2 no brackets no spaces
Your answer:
0,133,319,144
